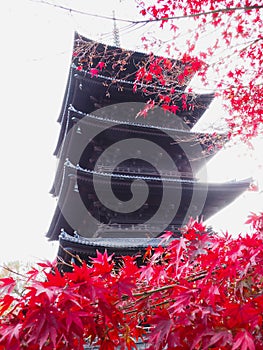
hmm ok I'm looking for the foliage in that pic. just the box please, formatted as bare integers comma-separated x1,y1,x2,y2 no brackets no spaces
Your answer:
136,0,263,141
0,261,38,297
73,1,263,142
1,215,263,349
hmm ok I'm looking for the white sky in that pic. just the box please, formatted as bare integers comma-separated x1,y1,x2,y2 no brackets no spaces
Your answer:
0,0,262,263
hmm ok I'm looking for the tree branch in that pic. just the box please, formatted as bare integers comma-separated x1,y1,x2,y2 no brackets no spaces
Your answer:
31,1,263,25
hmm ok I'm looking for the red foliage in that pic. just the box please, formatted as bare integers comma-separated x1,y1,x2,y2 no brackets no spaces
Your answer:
72,2,263,142
245,212,263,232
136,0,263,141
1,217,263,349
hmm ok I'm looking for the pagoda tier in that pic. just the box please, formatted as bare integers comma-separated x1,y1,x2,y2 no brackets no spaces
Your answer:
54,33,214,157
51,106,225,196
54,73,213,157
47,163,251,241
57,231,172,266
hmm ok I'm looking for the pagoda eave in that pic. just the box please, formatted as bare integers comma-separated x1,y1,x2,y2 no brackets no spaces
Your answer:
46,163,251,241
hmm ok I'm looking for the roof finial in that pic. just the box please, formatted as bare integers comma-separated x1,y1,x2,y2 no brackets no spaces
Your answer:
112,10,121,47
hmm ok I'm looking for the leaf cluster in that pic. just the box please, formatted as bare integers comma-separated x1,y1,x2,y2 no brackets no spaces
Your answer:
1,215,263,349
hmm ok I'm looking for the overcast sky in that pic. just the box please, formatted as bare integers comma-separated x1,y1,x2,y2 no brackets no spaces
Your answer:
0,0,262,264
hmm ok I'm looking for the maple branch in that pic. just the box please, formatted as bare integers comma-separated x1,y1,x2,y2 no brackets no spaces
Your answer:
139,5,263,22
152,298,176,309
56,255,75,269
133,282,179,298
30,0,263,24
239,36,263,54
58,245,83,265
124,297,178,315
0,264,27,279
121,270,208,309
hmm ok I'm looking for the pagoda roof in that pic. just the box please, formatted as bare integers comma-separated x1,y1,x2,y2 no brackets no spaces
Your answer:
69,104,218,137
72,31,189,86
54,32,215,156
73,163,250,193
54,74,214,157
66,70,214,124
58,230,173,262
46,163,251,241
54,104,223,162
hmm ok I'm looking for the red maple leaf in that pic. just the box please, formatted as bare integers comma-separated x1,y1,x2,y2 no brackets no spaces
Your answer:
148,309,174,349
0,324,22,349
90,68,99,78
0,277,16,295
232,330,255,350
97,61,105,70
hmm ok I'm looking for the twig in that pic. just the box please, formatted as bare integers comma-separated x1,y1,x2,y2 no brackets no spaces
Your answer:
30,1,263,25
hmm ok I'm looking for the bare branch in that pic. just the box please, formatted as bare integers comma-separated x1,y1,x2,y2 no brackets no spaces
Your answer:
31,0,263,25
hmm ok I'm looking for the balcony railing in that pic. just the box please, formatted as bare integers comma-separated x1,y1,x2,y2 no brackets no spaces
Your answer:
95,165,194,179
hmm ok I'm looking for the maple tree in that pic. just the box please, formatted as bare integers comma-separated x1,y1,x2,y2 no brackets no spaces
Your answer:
1,214,263,349
134,0,263,142
72,0,263,142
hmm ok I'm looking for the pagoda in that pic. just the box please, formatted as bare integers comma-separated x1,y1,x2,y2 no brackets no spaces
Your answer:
47,33,250,265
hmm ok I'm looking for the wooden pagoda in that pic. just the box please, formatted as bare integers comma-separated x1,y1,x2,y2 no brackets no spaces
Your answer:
47,33,250,264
